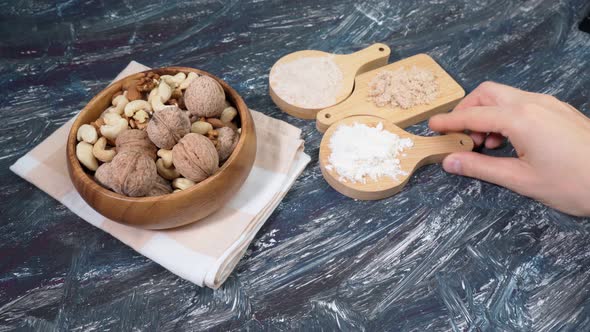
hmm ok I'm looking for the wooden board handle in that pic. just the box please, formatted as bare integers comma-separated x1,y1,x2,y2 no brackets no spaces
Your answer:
414,133,474,167
316,98,359,132
339,43,391,75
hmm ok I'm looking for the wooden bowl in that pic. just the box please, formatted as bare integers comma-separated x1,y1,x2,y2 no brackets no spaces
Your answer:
66,67,257,230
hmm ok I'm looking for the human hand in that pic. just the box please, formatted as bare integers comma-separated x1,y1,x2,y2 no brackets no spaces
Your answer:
428,81,590,216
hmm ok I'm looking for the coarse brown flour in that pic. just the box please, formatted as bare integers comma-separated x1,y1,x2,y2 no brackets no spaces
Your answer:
368,66,439,109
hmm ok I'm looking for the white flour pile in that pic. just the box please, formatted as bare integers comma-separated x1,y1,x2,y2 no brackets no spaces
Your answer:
270,56,343,108
326,122,414,183
368,66,439,109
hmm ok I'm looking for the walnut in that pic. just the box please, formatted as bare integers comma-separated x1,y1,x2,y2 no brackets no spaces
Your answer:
216,127,239,161
116,129,158,160
95,163,114,189
147,72,159,79
137,72,160,92
184,75,226,118
146,105,191,149
122,78,143,101
147,175,173,197
96,151,157,197
172,133,219,182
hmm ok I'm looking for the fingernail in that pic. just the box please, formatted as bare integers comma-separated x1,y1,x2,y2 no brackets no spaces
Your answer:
444,157,462,174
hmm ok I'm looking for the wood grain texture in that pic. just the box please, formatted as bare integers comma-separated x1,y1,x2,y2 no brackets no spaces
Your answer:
319,116,473,200
66,67,257,229
316,53,465,132
269,43,390,119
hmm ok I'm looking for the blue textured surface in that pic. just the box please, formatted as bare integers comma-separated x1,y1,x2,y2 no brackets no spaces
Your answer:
2,1,590,330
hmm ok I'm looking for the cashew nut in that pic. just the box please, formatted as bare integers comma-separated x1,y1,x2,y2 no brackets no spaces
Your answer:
102,106,116,116
92,137,116,162
158,81,172,103
76,141,98,171
191,121,213,135
133,110,149,124
76,124,98,144
150,82,172,113
172,177,195,190
156,158,180,180
100,113,128,141
124,100,152,118
160,73,186,89
173,189,182,193
157,149,173,168
220,107,238,123
103,112,121,123
112,94,129,115
147,87,158,104
174,72,186,83
159,75,175,88
180,72,198,90
151,97,166,113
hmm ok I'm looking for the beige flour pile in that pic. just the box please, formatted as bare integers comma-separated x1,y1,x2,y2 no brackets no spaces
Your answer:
270,56,343,109
368,66,439,109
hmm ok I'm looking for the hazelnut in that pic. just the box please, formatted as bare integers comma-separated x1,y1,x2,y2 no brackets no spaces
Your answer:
172,133,219,182
216,127,239,162
108,151,157,197
116,129,158,160
146,105,191,149
147,175,173,197
184,75,225,118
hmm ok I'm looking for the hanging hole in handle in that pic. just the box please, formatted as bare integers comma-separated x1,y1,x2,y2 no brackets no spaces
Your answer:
378,47,385,52
325,113,331,118
460,140,465,146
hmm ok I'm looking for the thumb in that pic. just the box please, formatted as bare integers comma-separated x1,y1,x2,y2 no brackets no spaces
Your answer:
442,152,535,194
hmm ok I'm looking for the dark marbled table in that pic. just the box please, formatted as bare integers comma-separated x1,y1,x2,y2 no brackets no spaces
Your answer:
2,0,590,330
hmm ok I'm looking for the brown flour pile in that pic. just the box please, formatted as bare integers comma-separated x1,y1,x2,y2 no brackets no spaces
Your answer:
368,66,439,109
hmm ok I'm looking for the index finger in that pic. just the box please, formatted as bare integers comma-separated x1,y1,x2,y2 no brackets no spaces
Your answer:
428,106,512,136
455,81,525,111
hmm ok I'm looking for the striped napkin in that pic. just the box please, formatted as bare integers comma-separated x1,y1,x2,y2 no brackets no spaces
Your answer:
10,61,310,289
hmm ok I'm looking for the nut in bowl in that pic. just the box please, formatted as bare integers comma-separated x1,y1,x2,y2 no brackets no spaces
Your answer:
66,67,257,229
